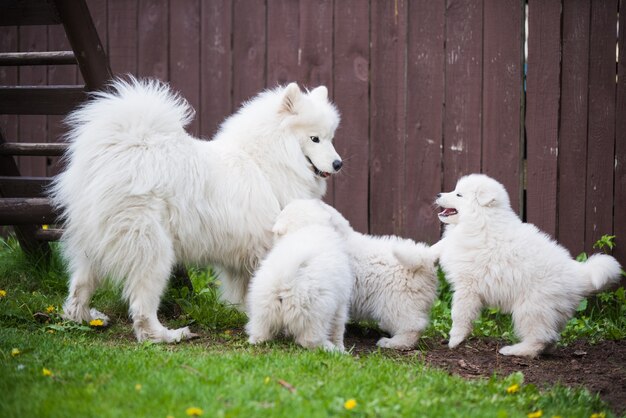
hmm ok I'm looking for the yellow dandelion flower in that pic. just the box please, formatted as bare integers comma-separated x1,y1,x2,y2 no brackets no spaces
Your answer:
135,384,142,392
167,415,175,418
11,348,20,357
42,224,49,230
46,305,55,313
264,376,271,384
42,368,53,377
527,411,543,418
0,289,6,298
47,329,55,334
89,319,104,327
506,383,520,394
344,399,357,410
185,407,203,416
590,413,606,418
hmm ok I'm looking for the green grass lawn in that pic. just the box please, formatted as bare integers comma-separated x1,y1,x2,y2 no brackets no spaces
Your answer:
0,236,623,418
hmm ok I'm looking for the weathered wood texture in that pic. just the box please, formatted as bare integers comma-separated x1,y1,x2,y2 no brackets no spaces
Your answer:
1,0,624,266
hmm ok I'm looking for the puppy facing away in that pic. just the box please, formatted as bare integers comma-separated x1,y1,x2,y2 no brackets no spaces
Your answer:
431,174,622,357
319,202,439,350
245,200,353,352
50,78,342,343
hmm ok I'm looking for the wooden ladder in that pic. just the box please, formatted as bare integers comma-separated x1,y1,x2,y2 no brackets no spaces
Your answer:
0,0,112,258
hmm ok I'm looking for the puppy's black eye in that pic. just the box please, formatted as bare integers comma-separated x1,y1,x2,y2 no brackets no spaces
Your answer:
310,136,320,143
456,193,463,197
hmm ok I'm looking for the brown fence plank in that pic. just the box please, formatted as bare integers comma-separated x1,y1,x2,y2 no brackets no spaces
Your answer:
558,0,590,256
47,24,76,176
170,0,200,136
615,0,626,266
108,0,138,75
232,0,266,107
200,0,232,138
0,27,18,156
80,0,109,87
332,0,369,234
267,0,299,86
138,0,168,80
525,0,561,236
482,0,524,214
585,0,618,253
443,0,483,192
369,0,407,235
404,0,444,243
18,26,48,177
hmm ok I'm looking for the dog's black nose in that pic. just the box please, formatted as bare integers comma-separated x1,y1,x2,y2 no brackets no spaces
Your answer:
333,160,343,171
436,193,442,198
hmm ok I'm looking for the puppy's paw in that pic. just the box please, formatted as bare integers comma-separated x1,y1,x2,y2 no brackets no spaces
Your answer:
248,335,267,345
376,337,414,351
448,335,465,349
499,343,541,358
89,308,110,326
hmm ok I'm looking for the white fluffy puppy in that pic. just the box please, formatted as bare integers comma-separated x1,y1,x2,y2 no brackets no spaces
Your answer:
432,174,622,357
245,199,353,352
319,202,438,350
50,78,342,343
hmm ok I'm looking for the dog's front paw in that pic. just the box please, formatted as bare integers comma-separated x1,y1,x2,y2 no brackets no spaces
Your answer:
499,343,542,358
376,337,413,351
248,335,266,345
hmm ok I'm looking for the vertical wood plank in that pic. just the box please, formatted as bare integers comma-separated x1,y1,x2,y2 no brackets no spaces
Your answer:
138,0,169,80
525,0,561,236
615,0,626,267
585,0,618,252
405,0,445,243
482,0,524,214
332,0,369,233
558,0,590,256
82,0,108,86
369,0,407,235
443,0,483,191
200,0,232,138
108,0,138,75
266,0,299,86
18,26,48,177
170,0,200,135
47,25,77,175
232,0,266,107
0,27,18,148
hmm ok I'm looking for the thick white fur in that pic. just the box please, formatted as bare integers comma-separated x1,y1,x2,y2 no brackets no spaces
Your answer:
245,199,353,352
320,202,439,350
49,77,342,342
432,174,623,357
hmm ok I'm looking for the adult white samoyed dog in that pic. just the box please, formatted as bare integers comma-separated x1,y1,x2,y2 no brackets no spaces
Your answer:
246,199,353,352
50,78,342,343
431,174,622,357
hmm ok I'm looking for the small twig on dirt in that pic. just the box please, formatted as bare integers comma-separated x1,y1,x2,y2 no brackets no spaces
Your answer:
277,379,297,393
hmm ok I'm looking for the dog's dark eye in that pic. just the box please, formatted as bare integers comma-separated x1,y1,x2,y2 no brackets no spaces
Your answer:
310,136,320,143
456,193,463,197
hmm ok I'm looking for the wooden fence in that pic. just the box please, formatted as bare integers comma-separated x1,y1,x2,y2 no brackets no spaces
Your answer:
1,0,625,266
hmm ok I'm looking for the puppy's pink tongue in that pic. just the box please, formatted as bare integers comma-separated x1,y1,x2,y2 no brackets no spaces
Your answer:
440,208,458,216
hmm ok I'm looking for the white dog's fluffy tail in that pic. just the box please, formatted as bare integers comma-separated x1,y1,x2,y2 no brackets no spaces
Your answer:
393,240,436,272
579,254,622,292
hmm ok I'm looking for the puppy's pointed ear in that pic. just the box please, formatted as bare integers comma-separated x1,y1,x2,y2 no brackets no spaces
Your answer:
280,83,301,115
272,220,287,237
309,85,328,101
476,187,497,207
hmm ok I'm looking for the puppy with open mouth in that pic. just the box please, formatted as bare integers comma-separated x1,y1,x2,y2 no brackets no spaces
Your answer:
430,174,622,358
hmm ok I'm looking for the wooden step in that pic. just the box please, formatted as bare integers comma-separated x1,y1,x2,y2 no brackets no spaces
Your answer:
0,176,52,198
35,228,63,241
0,51,76,66
0,0,61,26
0,85,86,115
0,197,57,224
0,142,68,156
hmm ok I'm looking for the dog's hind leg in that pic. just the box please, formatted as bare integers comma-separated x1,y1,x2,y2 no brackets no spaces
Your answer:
448,289,482,349
329,305,348,353
216,267,249,310
499,306,557,358
62,256,109,325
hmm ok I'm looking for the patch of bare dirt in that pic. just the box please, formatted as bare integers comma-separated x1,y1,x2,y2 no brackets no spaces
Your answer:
344,326,626,415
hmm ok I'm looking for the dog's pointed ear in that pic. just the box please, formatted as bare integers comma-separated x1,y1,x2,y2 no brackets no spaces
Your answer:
280,83,301,115
476,187,497,207
309,85,328,101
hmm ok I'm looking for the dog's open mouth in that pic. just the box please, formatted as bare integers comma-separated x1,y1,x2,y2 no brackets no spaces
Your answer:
438,207,458,217
306,157,331,178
